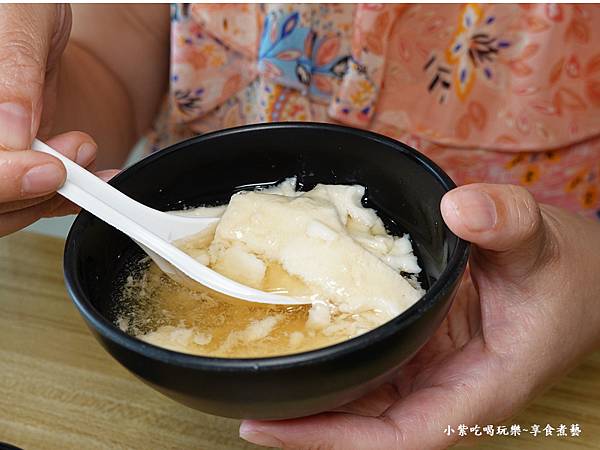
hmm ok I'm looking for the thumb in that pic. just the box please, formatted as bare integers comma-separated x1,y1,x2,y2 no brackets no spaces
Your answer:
441,184,556,279
0,4,71,149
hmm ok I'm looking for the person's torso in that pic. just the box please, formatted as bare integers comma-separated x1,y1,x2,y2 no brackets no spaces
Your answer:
149,3,600,219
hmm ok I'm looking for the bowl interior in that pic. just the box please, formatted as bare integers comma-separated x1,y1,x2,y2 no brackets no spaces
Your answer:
65,123,462,359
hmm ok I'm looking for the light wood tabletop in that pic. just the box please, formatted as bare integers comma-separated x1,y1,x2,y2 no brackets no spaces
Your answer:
1,231,599,450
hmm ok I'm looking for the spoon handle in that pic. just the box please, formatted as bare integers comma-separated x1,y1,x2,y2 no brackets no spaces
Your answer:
32,139,170,227
32,139,178,254
32,141,211,287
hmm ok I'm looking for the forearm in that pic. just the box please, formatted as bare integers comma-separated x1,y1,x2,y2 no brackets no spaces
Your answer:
51,4,170,169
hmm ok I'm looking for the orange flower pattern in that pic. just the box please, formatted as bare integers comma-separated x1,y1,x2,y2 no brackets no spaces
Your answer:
148,4,600,220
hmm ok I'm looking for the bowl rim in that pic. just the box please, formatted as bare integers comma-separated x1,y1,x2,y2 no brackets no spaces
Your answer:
63,122,470,372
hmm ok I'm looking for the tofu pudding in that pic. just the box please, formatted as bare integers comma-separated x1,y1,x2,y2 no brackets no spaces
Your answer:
115,179,424,358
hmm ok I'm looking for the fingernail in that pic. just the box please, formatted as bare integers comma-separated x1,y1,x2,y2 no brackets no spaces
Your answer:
447,189,497,232
240,423,283,448
0,102,31,149
22,163,64,195
76,142,97,166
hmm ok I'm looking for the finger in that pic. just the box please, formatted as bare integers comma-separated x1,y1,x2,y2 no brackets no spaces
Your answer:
440,184,556,278
37,5,72,139
240,345,501,450
0,194,58,236
95,168,121,181
0,150,65,204
41,169,121,217
0,131,96,205
241,413,398,450
0,193,55,215
331,383,401,417
45,130,97,166
0,162,111,238
0,4,71,149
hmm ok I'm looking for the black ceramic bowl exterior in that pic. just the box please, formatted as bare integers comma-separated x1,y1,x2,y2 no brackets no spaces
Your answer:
63,123,469,420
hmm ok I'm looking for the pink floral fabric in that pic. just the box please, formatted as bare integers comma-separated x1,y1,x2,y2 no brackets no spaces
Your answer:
149,3,600,220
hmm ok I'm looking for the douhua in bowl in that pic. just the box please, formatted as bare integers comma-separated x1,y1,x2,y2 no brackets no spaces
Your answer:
63,123,469,420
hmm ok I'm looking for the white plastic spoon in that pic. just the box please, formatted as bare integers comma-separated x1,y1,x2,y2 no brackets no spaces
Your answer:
32,139,310,306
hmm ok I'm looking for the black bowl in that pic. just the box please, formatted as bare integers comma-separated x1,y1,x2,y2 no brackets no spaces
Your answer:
63,123,469,419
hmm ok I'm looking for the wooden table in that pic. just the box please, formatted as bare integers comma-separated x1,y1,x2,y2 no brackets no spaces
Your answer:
1,232,599,450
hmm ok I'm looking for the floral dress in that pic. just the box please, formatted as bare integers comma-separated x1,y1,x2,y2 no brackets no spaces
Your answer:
149,3,600,220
